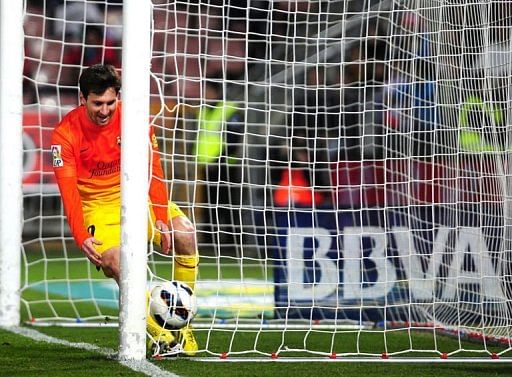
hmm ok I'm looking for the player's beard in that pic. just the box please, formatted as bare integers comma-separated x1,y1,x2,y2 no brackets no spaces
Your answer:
94,113,111,126
86,107,114,126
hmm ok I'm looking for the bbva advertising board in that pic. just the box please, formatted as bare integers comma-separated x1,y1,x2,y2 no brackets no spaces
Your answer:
272,205,508,320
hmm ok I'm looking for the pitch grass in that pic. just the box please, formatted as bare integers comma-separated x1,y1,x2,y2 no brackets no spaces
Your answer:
0,328,141,377
2,327,512,377
13,245,512,376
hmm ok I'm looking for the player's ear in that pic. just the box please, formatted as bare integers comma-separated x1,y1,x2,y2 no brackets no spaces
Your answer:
79,92,86,106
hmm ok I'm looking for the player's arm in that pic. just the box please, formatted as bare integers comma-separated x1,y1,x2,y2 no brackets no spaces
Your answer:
148,126,171,253
51,129,102,265
56,177,102,266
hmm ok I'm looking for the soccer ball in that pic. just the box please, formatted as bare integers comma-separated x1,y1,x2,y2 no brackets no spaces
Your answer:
149,280,197,330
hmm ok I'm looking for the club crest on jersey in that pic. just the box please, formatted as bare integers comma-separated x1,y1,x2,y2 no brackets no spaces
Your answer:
117,136,121,146
51,145,63,167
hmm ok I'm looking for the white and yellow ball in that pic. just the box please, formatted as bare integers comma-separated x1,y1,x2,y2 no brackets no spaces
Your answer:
149,280,197,330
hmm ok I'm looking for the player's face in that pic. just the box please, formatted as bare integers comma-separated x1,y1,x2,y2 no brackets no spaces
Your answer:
81,87,118,126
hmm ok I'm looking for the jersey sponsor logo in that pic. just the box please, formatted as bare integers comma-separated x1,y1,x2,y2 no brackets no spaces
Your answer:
51,144,63,167
88,159,121,178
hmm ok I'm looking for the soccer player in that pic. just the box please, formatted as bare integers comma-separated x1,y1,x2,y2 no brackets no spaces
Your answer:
51,64,199,356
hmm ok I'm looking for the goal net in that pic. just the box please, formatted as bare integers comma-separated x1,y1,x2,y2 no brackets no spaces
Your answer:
20,0,512,359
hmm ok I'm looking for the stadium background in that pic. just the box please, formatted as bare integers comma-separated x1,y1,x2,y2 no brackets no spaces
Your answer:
12,0,512,370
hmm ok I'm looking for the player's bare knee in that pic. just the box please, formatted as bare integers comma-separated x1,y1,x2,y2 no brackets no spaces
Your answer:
172,216,195,234
174,231,196,256
172,217,197,255
102,265,114,278
101,248,120,281
101,262,120,282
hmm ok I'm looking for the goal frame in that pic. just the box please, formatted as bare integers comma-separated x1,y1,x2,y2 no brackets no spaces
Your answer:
0,0,24,328
3,0,512,363
118,0,152,361
0,0,152,361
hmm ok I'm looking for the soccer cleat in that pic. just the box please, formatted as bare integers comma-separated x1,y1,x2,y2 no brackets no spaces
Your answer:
147,315,182,357
175,325,198,356
148,331,182,358
149,339,182,358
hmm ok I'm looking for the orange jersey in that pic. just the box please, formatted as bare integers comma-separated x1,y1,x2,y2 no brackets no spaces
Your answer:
51,101,168,248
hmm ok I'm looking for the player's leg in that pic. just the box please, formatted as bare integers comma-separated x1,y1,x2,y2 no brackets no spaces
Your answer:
167,202,199,290
171,219,199,289
83,207,122,282
101,250,180,356
146,291,181,356
100,247,120,282
168,202,199,356
85,207,179,356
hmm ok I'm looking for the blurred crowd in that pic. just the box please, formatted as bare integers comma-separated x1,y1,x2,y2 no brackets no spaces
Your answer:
21,0,512,248
23,1,510,205
22,1,436,210
23,1,325,106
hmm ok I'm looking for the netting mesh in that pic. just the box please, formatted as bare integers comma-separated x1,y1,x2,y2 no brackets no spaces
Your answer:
20,0,512,358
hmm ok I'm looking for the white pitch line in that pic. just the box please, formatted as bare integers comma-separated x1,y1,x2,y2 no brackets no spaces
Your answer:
2,326,179,377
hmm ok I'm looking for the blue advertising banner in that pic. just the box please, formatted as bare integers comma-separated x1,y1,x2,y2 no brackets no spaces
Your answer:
272,205,507,321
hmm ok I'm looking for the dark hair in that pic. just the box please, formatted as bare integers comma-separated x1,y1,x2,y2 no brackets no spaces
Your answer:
79,64,121,99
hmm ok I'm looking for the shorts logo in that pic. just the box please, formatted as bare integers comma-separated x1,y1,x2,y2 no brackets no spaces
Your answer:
51,144,63,167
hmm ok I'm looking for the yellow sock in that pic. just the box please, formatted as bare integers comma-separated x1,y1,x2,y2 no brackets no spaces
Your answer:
174,253,199,291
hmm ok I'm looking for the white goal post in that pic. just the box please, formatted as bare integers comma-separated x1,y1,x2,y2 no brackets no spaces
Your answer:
0,0,24,328
118,0,152,361
3,0,512,362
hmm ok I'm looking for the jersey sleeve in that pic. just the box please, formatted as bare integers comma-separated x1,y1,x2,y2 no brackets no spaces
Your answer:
56,176,91,248
148,126,169,224
51,126,91,248
51,126,78,179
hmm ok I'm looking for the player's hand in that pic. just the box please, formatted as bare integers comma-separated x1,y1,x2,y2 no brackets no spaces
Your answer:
156,220,171,255
82,237,103,267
